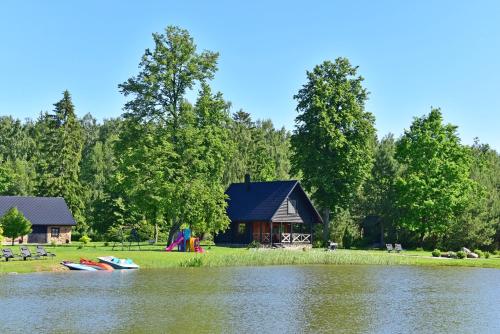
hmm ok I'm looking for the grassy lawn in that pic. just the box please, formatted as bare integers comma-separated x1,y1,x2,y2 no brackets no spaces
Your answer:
1,243,500,274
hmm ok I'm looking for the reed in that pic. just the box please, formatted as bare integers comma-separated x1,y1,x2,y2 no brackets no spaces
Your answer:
1,245,499,274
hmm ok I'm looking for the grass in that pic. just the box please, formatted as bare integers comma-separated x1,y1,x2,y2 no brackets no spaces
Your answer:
1,243,500,274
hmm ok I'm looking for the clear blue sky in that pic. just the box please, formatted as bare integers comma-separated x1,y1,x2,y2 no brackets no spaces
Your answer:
1,1,499,149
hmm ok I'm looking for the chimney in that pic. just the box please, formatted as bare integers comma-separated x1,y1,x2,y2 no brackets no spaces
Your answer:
244,174,251,191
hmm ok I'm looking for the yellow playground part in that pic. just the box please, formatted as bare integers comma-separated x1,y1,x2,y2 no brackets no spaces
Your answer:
189,237,195,252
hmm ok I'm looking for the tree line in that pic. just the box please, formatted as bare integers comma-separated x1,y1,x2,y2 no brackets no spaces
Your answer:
0,26,498,250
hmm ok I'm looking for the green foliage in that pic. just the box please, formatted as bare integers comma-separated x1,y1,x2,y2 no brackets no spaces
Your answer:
0,207,32,245
247,240,261,249
432,249,441,257
395,109,475,246
448,251,457,259
473,249,484,258
117,25,231,241
224,112,291,184
180,256,204,267
35,91,86,232
456,250,466,259
484,251,490,259
79,234,91,245
291,58,376,241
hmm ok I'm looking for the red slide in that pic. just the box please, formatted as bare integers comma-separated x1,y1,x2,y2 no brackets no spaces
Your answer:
165,235,184,252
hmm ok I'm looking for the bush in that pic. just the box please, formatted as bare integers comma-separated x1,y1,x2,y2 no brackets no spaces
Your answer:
432,249,441,257
312,240,324,248
50,240,57,247
416,247,424,252
456,251,466,259
484,252,490,259
79,235,91,245
448,251,457,259
473,249,484,258
247,240,261,249
103,241,109,247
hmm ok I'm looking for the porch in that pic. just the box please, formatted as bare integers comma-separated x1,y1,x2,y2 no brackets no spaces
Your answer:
251,221,312,244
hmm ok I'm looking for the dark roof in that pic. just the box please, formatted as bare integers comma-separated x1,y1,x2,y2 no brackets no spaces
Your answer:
226,180,322,223
0,196,76,226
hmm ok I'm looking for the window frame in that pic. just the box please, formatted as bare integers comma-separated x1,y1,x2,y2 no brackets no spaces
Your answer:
237,223,246,235
287,199,297,215
51,227,60,238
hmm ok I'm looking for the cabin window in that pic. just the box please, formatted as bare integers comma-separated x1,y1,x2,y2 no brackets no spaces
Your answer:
287,199,297,215
238,223,246,235
51,227,60,238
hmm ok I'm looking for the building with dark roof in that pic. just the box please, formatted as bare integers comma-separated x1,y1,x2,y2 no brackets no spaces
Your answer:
0,196,76,244
215,176,323,245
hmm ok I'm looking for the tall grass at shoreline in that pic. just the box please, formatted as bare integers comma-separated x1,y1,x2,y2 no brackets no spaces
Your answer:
1,245,499,274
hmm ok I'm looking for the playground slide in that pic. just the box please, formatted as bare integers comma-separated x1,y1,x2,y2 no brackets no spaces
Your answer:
165,235,184,252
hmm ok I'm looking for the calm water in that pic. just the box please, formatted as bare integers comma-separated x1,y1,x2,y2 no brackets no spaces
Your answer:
0,265,499,333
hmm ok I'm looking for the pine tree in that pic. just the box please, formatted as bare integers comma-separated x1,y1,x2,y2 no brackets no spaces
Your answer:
35,91,86,233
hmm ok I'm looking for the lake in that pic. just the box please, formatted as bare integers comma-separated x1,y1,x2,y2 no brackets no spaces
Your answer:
1,265,499,333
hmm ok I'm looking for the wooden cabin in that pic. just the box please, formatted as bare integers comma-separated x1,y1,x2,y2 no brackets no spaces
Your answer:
215,176,323,246
0,196,76,245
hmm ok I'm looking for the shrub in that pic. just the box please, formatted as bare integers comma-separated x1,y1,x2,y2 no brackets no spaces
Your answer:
456,251,466,259
448,251,457,259
432,249,441,257
77,245,83,249
247,240,261,249
103,241,109,247
416,247,424,252
312,240,324,248
50,240,57,247
79,235,91,245
484,252,490,259
473,249,484,258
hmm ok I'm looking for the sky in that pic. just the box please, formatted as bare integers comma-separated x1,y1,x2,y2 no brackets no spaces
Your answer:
1,1,499,149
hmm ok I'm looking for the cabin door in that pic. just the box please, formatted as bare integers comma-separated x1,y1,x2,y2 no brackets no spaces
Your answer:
28,225,47,244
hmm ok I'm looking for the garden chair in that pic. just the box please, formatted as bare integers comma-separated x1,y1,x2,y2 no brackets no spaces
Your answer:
36,245,56,258
19,246,40,261
2,248,21,262
386,244,394,252
395,244,403,253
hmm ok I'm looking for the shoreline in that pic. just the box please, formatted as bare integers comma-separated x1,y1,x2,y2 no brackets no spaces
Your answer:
1,245,499,275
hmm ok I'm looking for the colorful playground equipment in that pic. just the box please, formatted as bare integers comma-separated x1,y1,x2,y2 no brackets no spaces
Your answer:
165,228,204,253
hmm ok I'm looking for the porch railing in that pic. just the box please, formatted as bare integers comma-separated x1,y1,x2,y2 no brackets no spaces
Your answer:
253,233,311,243
253,233,271,243
290,233,311,243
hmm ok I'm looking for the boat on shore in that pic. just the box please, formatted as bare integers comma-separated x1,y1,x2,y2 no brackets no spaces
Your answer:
97,256,139,269
61,261,98,271
80,258,114,271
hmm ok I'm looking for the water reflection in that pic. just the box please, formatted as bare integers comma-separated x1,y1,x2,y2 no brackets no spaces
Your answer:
0,265,499,333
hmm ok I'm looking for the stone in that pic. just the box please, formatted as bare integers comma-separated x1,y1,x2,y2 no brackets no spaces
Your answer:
467,252,479,259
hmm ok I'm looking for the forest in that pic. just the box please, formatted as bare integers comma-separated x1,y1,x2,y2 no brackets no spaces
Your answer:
0,26,498,251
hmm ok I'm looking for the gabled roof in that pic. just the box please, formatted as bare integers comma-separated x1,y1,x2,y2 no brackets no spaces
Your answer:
0,196,76,226
226,180,298,222
226,180,322,223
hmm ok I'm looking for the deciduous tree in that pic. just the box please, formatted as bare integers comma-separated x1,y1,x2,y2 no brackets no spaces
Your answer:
291,58,376,242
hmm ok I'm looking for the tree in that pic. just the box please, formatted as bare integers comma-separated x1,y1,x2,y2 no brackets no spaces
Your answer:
362,134,399,244
0,207,32,245
291,58,376,242
117,26,231,242
395,109,475,246
35,91,86,232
